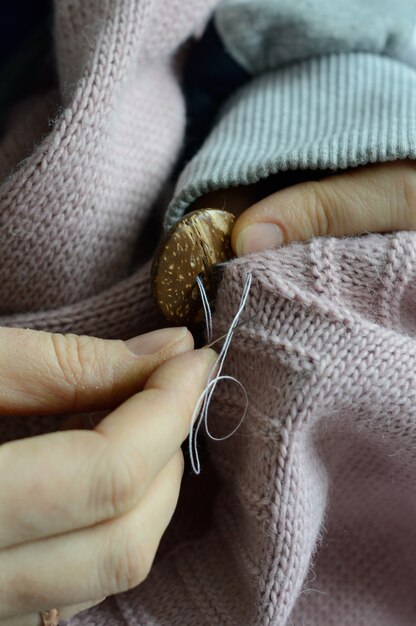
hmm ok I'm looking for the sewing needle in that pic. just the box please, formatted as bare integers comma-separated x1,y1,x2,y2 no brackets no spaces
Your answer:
203,311,258,349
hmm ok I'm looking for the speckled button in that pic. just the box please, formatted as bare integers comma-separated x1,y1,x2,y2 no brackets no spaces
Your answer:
151,208,235,324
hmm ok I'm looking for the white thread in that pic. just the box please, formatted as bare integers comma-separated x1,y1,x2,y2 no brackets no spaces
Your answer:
190,272,252,474
196,274,213,344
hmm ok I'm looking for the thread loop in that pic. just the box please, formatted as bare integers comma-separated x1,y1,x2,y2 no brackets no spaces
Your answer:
189,272,252,474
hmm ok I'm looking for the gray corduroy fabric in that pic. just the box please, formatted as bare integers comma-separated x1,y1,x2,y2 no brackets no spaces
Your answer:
165,52,416,229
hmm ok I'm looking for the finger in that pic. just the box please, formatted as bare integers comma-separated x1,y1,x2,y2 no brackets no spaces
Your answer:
0,349,216,548
232,161,416,254
0,451,184,619
0,598,105,626
58,411,110,430
0,326,193,415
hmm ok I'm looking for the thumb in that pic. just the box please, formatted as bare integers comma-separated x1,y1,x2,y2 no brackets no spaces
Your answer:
232,161,416,255
0,326,193,415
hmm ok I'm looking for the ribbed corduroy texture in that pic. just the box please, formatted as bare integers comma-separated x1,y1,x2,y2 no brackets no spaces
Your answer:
1,1,416,625
166,53,416,228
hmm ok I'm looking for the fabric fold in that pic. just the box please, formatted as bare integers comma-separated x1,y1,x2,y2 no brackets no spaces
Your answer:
71,233,416,626
166,52,416,228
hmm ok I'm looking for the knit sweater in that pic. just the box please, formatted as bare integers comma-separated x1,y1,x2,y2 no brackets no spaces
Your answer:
1,1,416,625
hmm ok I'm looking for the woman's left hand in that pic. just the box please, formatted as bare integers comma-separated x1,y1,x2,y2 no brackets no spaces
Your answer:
226,160,416,255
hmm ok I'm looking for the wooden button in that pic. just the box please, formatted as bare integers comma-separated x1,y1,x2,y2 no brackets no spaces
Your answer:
151,208,235,324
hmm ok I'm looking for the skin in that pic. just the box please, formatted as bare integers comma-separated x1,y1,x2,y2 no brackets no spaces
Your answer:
1,160,415,623
232,161,416,254
0,327,216,624
192,161,416,254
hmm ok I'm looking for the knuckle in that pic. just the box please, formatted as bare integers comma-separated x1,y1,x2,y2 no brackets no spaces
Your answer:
300,182,332,238
102,525,153,594
91,447,145,520
399,166,416,226
49,333,89,391
49,333,116,408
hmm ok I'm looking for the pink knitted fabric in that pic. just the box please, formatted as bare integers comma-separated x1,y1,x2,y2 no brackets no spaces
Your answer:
0,0,216,334
1,2,416,625
70,234,416,626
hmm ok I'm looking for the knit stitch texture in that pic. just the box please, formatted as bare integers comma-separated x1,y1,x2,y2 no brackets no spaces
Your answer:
0,0,216,334
73,235,416,625
1,1,416,625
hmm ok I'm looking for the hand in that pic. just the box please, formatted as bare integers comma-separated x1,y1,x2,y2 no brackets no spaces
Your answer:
0,326,216,625
230,161,416,254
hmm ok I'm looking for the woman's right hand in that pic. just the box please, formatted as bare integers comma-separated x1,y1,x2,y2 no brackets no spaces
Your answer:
0,326,216,625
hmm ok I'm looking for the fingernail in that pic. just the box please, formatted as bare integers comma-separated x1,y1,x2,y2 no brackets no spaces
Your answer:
125,327,188,355
236,223,284,256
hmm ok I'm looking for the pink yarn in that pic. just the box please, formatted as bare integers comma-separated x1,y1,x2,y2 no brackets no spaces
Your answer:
0,2,415,624
0,0,216,330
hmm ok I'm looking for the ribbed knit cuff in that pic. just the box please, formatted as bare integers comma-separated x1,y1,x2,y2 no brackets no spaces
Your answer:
165,52,416,230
